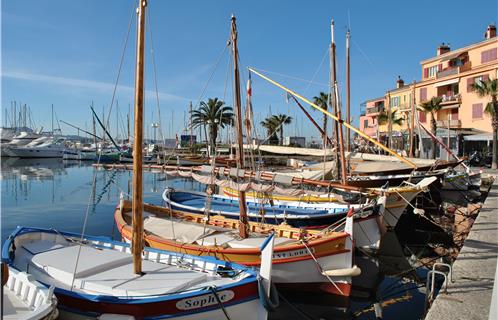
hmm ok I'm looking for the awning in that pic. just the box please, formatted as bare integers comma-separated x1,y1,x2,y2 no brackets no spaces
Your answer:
463,133,493,141
433,78,459,87
440,51,467,62
441,103,460,110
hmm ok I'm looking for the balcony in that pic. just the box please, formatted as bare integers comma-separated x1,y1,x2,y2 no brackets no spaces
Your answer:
436,62,471,79
436,119,461,128
366,105,384,115
439,93,461,107
398,103,411,110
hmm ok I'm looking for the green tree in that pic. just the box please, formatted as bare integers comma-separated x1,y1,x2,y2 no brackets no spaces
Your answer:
378,110,404,148
420,96,443,159
260,116,280,145
271,114,293,145
191,98,234,155
472,78,498,168
312,92,330,147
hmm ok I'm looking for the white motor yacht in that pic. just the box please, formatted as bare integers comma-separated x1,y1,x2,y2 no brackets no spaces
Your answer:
1,131,42,156
8,137,66,158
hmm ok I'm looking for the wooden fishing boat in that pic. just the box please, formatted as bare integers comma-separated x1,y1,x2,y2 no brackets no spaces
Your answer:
163,188,380,228
2,227,267,319
2,263,58,320
114,198,359,298
222,176,437,229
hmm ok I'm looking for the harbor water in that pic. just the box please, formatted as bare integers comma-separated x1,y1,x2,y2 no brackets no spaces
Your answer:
1,158,436,319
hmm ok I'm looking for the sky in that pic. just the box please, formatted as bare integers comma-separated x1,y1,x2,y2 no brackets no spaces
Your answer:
2,0,497,141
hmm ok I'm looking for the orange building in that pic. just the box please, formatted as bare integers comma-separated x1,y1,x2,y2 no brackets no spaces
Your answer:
360,25,498,156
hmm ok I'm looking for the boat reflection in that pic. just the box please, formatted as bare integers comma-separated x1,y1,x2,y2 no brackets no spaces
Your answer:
1,157,67,181
269,231,428,320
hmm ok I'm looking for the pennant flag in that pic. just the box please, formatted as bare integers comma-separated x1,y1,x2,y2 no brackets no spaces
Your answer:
244,74,254,140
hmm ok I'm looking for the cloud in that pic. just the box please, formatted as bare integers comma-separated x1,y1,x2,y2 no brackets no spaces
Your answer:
2,70,191,103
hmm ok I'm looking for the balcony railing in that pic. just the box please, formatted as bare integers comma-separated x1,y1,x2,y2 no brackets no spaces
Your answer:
436,62,471,79
439,93,461,105
436,119,461,127
366,105,384,114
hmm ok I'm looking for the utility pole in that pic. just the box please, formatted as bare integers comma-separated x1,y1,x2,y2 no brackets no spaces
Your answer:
189,101,193,152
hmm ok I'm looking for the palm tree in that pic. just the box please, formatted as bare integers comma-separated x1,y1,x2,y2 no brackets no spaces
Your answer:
472,78,498,168
271,114,293,145
420,96,443,159
377,110,403,148
312,92,330,147
191,98,234,155
260,116,279,145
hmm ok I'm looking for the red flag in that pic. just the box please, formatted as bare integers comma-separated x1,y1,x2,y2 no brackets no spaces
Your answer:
244,74,253,140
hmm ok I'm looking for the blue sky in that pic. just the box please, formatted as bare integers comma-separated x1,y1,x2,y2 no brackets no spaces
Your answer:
2,0,497,141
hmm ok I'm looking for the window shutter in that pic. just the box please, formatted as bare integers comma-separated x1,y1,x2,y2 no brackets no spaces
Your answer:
419,111,427,123
423,68,429,78
483,74,490,82
472,103,483,119
467,77,474,92
438,63,443,72
490,48,497,61
420,88,427,101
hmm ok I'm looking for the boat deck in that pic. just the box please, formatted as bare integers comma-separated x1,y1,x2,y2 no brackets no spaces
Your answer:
13,233,240,298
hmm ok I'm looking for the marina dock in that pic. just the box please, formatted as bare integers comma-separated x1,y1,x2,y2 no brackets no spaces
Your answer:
425,176,498,320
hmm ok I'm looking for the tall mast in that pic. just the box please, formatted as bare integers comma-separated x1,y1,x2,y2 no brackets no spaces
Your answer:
230,15,249,239
51,104,54,135
330,20,340,180
330,20,347,185
189,101,193,152
409,81,416,157
92,102,97,148
132,0,147,275
346,29,351,152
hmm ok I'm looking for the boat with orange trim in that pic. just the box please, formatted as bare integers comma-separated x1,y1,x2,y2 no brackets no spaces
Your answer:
114,198,359,298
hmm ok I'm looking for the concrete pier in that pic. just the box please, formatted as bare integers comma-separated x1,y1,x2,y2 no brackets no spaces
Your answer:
425,180,498,320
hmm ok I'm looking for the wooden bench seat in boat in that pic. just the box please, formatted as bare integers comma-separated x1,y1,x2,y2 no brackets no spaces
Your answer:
143,216,229,244
197,233,296,249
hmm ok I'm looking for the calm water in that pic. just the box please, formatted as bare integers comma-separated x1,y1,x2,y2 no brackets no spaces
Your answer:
1,158,432,319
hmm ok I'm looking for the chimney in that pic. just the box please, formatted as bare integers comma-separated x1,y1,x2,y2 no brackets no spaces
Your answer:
485,25,496,39
437,43,450,56
396,75,404,89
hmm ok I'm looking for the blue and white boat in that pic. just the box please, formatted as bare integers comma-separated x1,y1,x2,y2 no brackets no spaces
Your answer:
162,188,382,228
2,227,272,319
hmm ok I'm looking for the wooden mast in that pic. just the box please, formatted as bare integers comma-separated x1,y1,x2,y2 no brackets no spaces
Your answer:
346,29,351,152
330,21,348,185
231,15,249,239
132,0,147,275
330,20,340,179
409,80,416,157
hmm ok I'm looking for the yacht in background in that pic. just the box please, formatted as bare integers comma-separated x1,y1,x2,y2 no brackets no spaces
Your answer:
1,131,42,156
8,136,66,158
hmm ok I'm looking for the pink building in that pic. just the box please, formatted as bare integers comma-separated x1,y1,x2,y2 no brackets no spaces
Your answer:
359,97,384,138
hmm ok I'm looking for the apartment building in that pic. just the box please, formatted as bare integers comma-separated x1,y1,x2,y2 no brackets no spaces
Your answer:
360,25,498,156
359,97,384,138
416,25,497,133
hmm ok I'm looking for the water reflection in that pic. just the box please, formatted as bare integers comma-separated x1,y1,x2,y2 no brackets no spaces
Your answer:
0,159,431,319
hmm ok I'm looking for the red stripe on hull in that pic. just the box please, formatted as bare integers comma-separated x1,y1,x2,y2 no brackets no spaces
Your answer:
56,282,258,317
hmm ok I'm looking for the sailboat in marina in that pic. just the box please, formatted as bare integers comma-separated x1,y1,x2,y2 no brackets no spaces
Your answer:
114,15,361,300
2,2,273,319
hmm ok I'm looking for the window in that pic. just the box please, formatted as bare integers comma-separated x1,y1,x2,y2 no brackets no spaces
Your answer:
390,96,399,107
420,88,427,101
472,103,483,119
481,48,497,63
419,111,426,122
427,65,439,78
467,74,489,92
451,108,459,120
363,119,369,129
